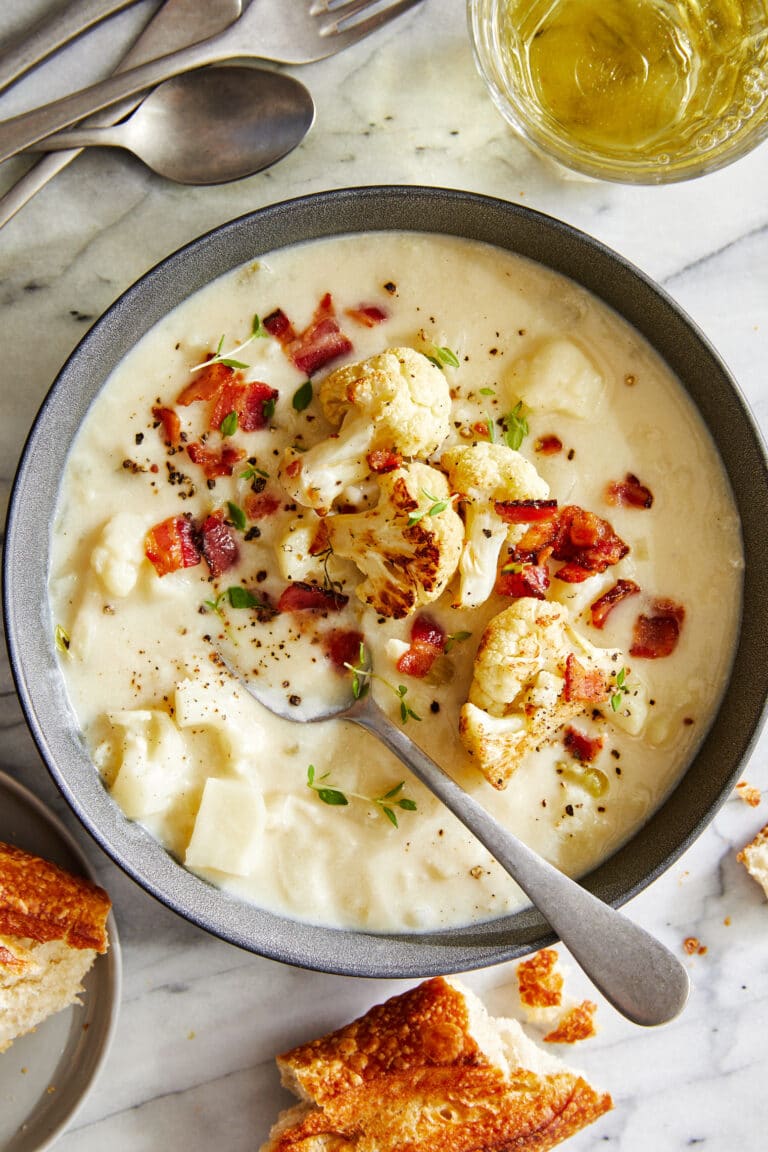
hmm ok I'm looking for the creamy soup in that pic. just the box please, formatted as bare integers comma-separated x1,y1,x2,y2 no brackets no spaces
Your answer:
49,233,742,932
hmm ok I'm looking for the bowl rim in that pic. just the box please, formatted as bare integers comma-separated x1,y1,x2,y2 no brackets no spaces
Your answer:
5,184,768,977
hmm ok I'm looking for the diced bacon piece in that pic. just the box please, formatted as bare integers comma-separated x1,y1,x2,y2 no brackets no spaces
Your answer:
589,579,641,629
534,435,563,456
344,304,388,328
151,405,181,447
496,563,550,600
239,382,279,431
552,505,629,580
510,519,560,564
265,293,353,377
200,511,238,576
323,629,365,671
367,447,403,474
563,653,608,703
606,472,654,509
177,361,235,406
293,317,353,377
209,380,278,432
186,441,245,478
262,308,296,342
277,582,349,613
564,725,604,763
244,491,281,520
495,498,559,524
145,515,200,577
630,599,685,658
396,614,446,678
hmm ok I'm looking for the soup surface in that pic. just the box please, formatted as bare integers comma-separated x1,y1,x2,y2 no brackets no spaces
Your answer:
49,232,742,932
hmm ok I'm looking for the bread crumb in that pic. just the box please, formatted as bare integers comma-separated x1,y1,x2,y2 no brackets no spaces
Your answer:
543,1000,598,1044
516,948,563,1008
738,822,768,897
735,781,761,807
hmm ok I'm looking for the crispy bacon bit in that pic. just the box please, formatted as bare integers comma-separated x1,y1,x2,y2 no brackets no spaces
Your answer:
277,581,348,614
496,562,550,600
243,491,281,520
265,293,352,377
285,457,303,479
683,936,706,956
509,504,628,582
210,380,278,432
145,515,200,577
151,405,181,447
543,1000,598,1044
517,948,563,1008
606,472,654,509
630,598,685,659
200,511,238,576
397,614,446,678
345,303,388,328
177,361,235,406
534,434,563,456
564,725,604,763
563,654,608,704
186,441,245,479
495,498,559,524
589,579,641,629
323,628,364,671
552,506,629,583
367,447,403,474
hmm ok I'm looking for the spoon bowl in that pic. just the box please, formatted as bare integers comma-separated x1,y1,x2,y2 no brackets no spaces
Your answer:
223,648,689,1028
30,65,315,184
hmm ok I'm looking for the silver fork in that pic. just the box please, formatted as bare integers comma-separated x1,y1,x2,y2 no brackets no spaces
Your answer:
0,0,425,165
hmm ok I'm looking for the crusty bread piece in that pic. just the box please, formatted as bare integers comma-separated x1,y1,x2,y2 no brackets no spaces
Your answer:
738,823,768,897
261,976,612,1151
0,840,111,1053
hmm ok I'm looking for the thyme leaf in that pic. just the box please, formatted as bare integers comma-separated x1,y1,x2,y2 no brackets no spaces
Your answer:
54,623,71,654
407,488,450,527
220,411,239,438
426,345,460,369
306,765,416,826
292,379,313,412
502,400,529,450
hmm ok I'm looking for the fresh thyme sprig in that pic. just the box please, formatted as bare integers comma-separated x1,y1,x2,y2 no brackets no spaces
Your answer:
444,630,472,653
344,643,421,723
407,487,451,527
190,313,268,372
610,666,632,712
426,345,460,370
501,400,529,450
306,764,417,827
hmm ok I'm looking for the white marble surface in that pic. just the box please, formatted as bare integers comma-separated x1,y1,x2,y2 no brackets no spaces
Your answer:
1,1,768,1148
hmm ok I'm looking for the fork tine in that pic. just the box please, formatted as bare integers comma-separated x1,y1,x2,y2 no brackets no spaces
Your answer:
312,0,426,48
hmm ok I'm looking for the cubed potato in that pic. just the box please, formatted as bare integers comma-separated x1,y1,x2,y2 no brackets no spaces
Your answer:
184,778,265,876
513,339,605,418
90,512,149,597
108,710,189,819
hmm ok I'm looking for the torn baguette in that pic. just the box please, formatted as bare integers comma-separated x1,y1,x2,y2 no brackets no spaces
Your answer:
262,976,612,1151
0,840,111,1054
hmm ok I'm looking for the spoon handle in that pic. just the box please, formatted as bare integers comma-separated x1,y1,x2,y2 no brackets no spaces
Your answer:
352,697,689,1027
0,36,228,164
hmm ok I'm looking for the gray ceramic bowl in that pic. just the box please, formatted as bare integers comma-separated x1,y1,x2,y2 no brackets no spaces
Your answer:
5,186,768,977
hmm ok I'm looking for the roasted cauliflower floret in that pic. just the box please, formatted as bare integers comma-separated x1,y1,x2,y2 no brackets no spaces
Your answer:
441,442,550,608
459,600,623,789
325,462,463,619
278,348,451,512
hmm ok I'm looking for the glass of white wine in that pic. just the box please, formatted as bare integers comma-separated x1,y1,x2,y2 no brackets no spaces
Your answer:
468,0,768,182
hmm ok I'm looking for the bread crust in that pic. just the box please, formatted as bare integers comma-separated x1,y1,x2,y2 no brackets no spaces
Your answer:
268,978,612,1152
277,977,486,1106
268,1065,611,1152
0,841,110,952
